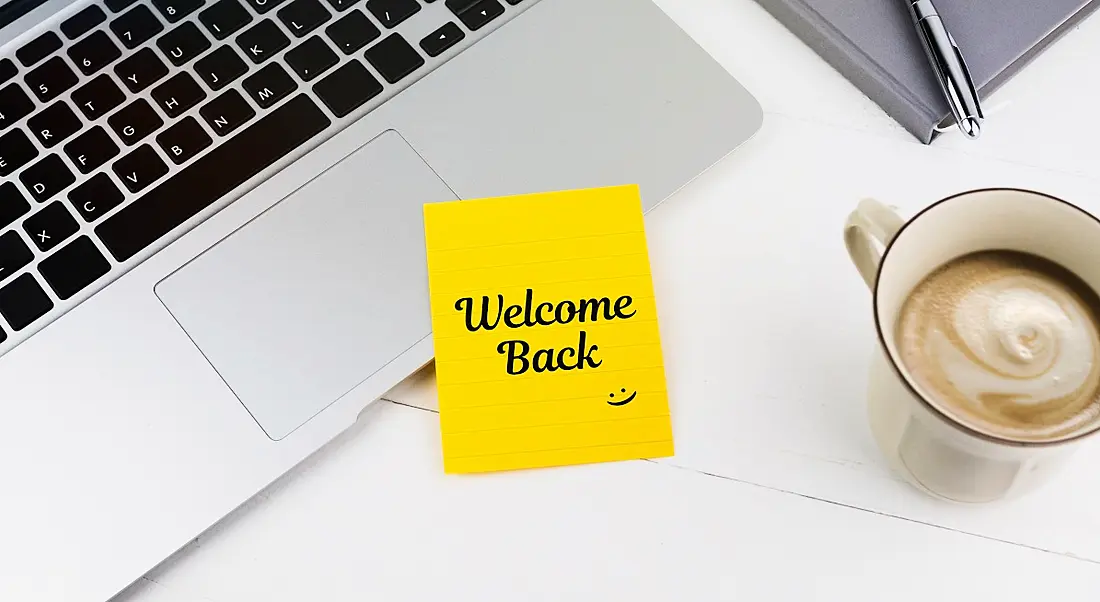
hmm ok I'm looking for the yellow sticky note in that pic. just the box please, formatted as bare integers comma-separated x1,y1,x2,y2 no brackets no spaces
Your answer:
424,184,674,474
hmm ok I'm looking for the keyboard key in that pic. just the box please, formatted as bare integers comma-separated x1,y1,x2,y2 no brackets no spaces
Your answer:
324,0,356,11
157,116,211,164
151,72,207,117
0,129,37,176
277,0,331,37
109,98,163,144
0,183,31,230
195,46,246,91
110,5,165,49
152,0,205,23
199,0,253,39
23,201,79,252
105,0,141,12
64,126,119,173
243,0,290,14
71,74,126,119
39,236,111,300
243,63,296,108
61,5,108,39
364,33,422,83
325,9,379,55
0,83,34,130
419,21,463,57
0,274,53,331
446,0,503,30
28,101,82,147
97,94,330,261
114,47,168,92
442,1,478,13
0,230,33,284
25,56,78,102
285,36,337,81
156,22,211,66
16,32,62,67
313,59,380,117
68,173,125,222
236,19,290,64
0,59,16,84
113,144,169,192
200,88,255,135
68,30,122,75
19,154,76,202
38,235,110,301
366,0,419,28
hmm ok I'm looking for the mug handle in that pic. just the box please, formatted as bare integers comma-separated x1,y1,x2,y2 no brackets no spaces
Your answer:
844,199,906,289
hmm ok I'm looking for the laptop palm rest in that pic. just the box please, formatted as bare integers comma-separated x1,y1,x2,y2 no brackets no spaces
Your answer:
155,130,457,440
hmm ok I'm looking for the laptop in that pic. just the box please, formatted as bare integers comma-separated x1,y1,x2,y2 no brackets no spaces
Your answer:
0,0,762,598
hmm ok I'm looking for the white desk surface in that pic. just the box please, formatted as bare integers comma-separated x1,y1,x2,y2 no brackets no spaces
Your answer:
117,1,1100,600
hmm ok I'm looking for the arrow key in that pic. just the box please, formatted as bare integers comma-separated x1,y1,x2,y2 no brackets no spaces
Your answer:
446,0,503,31
420,21,464,57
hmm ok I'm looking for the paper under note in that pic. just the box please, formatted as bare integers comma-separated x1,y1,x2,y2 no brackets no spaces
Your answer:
423,184,674,474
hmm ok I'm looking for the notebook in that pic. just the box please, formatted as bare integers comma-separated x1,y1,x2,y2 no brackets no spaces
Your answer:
753,0,1100,143
423,185,674,474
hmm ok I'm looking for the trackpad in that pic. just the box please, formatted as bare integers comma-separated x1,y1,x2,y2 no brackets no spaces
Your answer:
155,130,457,439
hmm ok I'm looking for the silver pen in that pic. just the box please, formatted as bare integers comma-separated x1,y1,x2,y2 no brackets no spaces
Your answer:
906,0,984,139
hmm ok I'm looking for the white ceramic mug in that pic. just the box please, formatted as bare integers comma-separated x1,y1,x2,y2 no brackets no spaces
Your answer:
845,188,1100,503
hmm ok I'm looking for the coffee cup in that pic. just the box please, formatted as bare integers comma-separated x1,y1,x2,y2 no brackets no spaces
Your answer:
844,188,1100,503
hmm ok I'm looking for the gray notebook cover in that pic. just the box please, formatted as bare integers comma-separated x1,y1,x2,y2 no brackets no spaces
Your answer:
754,0,1100,143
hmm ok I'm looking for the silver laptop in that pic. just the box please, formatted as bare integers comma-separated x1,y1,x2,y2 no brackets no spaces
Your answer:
0,0,761,598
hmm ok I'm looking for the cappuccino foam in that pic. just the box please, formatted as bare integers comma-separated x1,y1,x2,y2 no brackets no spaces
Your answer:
896,251,1100,441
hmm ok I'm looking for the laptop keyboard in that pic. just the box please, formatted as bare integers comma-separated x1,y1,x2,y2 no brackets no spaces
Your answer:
0,0,530,351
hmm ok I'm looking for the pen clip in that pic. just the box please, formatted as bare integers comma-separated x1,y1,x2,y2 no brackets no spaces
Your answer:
942,31,984,128
910,1,985,138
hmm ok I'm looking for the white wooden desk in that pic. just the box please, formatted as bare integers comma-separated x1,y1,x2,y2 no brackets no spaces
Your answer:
117,1,1100,599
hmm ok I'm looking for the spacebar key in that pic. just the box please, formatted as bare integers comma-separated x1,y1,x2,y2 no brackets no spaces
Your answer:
96,95,331,262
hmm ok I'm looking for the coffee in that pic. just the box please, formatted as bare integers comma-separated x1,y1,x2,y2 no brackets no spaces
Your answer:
896,250,1100,441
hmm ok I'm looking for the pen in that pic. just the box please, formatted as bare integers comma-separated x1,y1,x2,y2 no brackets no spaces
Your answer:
906,0,985,139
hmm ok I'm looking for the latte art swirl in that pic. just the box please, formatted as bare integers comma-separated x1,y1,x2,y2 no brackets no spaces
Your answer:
897,251,1100,441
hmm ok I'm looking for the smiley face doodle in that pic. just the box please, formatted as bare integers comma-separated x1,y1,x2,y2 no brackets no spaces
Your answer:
607,387,637,406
